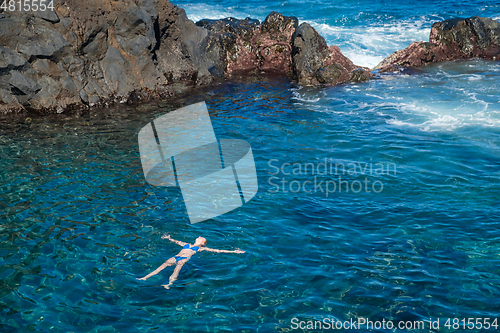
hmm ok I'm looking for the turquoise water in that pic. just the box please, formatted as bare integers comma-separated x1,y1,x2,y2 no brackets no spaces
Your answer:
2,1,500,332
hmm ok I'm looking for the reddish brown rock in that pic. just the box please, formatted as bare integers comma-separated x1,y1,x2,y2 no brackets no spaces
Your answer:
198,12,298,74
198,12,373,85
375,16,500,72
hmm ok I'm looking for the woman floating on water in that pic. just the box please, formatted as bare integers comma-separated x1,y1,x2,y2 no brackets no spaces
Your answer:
137,235,245,289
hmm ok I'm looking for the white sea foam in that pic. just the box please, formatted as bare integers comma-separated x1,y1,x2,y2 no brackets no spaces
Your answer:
354,84,500,131
387,115,463,131
181,4,257,22
306,19,431,68
467,74,482,81
383,102,500,131
463,90,490,111
183,4,433,69
290,87,324,103
181,4,500,132
364,93,385,100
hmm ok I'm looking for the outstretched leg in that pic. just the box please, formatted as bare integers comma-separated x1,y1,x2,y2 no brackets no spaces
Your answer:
162,261,186,289
137,257,176,280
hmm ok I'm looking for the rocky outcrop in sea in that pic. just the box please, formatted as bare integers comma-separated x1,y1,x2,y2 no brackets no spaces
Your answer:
0,0,370,114
1,0,220,113
375,16,500,72
0,0,499,114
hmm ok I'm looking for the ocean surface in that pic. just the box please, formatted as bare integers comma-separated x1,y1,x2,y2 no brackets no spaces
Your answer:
2,1,500,332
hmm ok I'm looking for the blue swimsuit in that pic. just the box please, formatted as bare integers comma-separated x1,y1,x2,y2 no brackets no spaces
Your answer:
174,244,199,262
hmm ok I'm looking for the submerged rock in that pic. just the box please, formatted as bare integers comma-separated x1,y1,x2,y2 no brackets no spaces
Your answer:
375,16,500,72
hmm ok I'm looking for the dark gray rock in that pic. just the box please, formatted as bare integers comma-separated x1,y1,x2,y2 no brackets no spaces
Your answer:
9,70,41,99
197,17,260,40
16,21,69,60
81,31,108,61
291,23,371,85
291,23,330,84
100,46,135,98
34,8,60,23
430,16,500,56
156,5,224,87
314,63,343,84
262,11,298,34
350,68,372,82
115,8,156,56
0,47,26,73
0,88,16,104
0,87,23,113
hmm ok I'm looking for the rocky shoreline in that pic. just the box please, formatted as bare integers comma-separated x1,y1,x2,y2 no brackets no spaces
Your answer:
374,16,500,72
0,0,499,114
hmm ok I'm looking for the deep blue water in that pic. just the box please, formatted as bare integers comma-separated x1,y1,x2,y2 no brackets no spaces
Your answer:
177,0,500,68
2,1,500,332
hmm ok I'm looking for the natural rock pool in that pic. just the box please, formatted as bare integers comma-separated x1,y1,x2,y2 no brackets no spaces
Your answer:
2,58,500,330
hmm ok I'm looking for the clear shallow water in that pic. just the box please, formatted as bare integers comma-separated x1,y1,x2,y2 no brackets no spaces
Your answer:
2,0,500,332
2,60,500,331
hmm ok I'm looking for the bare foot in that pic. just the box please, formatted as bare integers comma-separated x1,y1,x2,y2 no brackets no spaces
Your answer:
137,277,147,281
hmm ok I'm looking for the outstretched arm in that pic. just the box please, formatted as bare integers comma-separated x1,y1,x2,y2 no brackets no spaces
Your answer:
161,234,187,247
201,247,245,254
